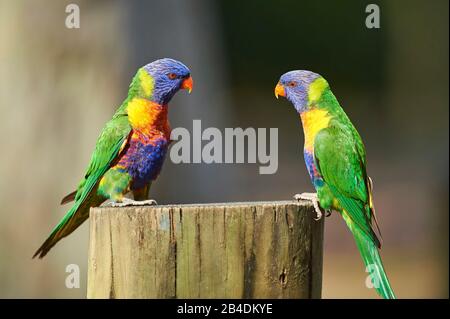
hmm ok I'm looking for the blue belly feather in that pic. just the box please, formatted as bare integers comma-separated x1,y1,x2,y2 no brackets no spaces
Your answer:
123,137,169,190
304,150,324,188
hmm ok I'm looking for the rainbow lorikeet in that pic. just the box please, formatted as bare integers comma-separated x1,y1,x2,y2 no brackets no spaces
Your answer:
275,71,395,299
33,58,193,259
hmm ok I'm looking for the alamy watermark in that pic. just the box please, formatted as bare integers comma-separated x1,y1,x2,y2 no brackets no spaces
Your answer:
365,264,381,289
365,4,380,29
65,4,80,29
65,264,80,289
170,120,278,175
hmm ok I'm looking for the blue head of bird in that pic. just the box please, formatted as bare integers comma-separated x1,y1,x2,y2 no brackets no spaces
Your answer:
275,70,328,113
141,58,193,105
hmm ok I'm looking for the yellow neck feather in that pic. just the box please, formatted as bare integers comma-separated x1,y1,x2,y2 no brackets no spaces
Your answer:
307,77,328,105
138,68,154,98
300,108,331,152
127,97,169,136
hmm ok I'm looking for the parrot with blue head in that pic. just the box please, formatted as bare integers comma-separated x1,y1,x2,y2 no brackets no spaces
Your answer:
275,70,395,299
34,58,193,258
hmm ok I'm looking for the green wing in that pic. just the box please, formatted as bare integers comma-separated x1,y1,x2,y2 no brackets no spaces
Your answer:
74,113,131,200
33,113,131,258
314,122,380,246
313,121,395,298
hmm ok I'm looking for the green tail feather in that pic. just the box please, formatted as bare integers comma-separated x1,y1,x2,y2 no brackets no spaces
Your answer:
344,215,396,299
33,192,101,259
34,157,111,259
33,203,80,258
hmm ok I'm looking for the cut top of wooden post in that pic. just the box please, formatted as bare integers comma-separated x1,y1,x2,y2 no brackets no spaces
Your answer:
87,200,324,299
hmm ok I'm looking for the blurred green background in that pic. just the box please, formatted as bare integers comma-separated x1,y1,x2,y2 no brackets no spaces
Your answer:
0,0,448,298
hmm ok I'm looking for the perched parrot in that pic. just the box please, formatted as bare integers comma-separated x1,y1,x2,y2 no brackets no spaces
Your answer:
275,70,395,299
33,58,193,258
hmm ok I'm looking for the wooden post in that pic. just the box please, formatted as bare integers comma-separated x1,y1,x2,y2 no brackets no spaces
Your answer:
87,200,324,299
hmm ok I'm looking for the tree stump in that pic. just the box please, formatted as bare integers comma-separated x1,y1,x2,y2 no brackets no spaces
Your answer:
87,200,324,298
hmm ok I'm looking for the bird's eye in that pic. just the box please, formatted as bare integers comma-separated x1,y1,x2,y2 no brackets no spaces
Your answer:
168,73,177,80
287,81,297,87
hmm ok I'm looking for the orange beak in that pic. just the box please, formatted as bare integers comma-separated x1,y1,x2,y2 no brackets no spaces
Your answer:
181,76,193,93
274,83,285,99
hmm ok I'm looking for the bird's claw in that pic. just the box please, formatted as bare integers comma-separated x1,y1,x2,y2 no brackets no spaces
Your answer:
132,199,158,206
293,192,316,202
293,192,325,221
104,198,158,207
313,208,323,221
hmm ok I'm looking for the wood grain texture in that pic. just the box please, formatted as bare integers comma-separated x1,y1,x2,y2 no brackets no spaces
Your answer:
87,200,324,299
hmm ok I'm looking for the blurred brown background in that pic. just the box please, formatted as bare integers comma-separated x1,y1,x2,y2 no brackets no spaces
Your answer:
0,0,448,298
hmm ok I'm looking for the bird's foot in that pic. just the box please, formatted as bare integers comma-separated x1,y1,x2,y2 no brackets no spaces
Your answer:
104,198,158,207
293,192,327,220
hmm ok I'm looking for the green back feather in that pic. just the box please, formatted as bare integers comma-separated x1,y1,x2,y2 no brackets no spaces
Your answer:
33,67,155,258
33,103,132,258
312,91,395,298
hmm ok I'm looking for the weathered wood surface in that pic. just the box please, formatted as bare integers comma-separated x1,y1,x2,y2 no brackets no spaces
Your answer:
87,200,324,299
